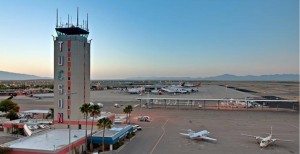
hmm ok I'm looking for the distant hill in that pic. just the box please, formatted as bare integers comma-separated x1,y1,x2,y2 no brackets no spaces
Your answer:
126,74,299,81
0,71,51,80
203,74,299,81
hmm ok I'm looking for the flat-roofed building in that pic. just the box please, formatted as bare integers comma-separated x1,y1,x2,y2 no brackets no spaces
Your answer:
7,129,89,154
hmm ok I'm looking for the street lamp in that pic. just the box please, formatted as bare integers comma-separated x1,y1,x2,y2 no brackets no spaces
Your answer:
65,92,77,154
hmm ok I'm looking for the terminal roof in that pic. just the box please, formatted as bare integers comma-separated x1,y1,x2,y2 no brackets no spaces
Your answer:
8,129,89,151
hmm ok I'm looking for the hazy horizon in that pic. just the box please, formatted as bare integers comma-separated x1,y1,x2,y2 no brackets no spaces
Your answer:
0,0,299,79
1,70,299,81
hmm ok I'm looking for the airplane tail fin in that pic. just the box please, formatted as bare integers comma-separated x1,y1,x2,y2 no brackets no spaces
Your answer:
187,129,194,135
194,82,201,87
270,126,272,136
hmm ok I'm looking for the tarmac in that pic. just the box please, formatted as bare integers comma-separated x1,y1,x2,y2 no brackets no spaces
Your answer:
0,85,299,154
119,109,299,154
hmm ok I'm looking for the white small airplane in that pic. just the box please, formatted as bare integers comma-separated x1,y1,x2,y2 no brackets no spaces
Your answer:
151,89,162,95
127,87,145,94
180,129,217,141
181,82,201,87
161,87,188,94
241,127,293,148
28,93,54,99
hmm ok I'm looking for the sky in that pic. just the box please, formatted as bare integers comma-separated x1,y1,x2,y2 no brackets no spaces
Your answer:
0,0,299,79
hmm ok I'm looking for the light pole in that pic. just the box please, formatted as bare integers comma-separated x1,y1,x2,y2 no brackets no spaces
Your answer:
225,82,227,98
65,92,77,154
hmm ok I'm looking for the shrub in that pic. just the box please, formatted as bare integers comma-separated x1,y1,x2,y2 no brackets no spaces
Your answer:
0,99,19,113
6,110,19,120
0,147,11,154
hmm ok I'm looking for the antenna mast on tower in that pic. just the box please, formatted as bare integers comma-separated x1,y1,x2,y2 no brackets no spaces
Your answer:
56,9,58,27
87,13,89,31
77,7,79,27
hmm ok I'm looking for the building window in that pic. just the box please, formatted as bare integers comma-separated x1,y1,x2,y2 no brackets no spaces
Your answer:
58,99,64,108
58,56,64,66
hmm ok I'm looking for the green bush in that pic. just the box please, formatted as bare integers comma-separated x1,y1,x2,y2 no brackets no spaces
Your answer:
113,142,120,150
0,99,19,112
0,147,11,154
6,110,19,120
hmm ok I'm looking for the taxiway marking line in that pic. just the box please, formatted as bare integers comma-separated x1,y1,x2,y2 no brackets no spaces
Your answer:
150,119,169,154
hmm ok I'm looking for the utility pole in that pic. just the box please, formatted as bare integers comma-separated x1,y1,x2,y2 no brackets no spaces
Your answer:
65,92,77,154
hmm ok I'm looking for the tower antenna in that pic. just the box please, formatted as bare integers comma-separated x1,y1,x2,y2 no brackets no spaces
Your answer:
77,7,79,27
68,14,69,28
87,13,89,31
56,8,58,27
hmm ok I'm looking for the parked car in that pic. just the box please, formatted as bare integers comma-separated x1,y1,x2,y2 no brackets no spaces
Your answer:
133,125,142,131
138,116,151,122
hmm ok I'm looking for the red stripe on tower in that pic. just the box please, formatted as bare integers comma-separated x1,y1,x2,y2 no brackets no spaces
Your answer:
67,81,71,87
67,40,71,48
67,99,71,106
83,43,86,104
67,51,71,57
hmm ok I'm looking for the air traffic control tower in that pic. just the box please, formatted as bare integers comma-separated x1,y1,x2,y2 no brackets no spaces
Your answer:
53,9,90,129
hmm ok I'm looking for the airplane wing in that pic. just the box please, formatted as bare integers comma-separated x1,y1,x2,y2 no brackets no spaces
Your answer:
179,133,191,137
272,139,293,142
202,136,217,141
241,134,262,140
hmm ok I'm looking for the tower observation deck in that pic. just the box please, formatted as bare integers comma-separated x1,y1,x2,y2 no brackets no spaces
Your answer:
55,8,89,37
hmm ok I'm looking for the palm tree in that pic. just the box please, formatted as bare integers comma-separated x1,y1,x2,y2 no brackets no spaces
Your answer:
89,103,101,151
123,105,133,124
80,103,91,152
123,107,129,124
97,117,112,152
